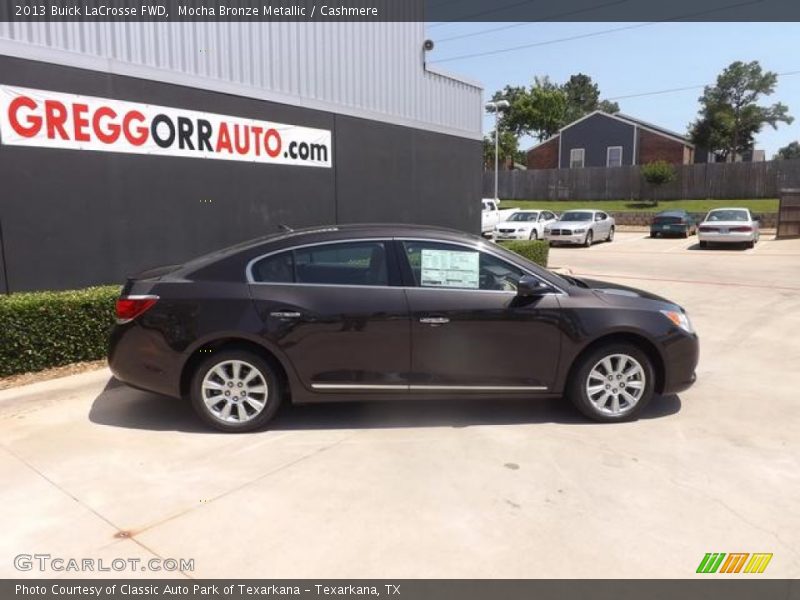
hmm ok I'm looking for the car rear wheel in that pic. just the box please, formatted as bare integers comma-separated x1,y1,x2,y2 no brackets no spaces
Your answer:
584,230,594,247
566,343,655,422
190,350,282,432
607,226,615,242
699,241,708,249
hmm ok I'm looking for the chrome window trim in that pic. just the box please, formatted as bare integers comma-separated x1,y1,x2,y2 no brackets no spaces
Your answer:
245,235,567,296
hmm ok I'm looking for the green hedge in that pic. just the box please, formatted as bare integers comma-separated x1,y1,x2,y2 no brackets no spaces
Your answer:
498,240,549,268
0,285,120,377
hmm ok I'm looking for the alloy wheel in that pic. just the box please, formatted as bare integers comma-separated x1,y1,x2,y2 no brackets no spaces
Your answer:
585,353,645,416
201,360,269,424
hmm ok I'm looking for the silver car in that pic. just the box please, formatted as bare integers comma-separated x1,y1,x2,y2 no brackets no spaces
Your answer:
544,209,615,247
698,208,760,249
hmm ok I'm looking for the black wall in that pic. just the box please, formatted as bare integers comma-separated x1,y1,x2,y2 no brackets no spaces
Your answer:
0,55,481,292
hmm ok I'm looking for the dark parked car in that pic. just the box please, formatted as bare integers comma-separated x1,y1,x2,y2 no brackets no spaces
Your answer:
109,224,698,431
650,210,697,238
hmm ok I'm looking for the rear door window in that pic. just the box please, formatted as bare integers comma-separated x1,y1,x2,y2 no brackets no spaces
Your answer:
294,241,388,286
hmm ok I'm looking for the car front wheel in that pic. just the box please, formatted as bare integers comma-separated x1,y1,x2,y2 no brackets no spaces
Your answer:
529,229,538,240
566,343,655,422
584,230,594,247
190,349,282,432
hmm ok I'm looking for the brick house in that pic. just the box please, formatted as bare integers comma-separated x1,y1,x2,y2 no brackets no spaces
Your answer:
526,111,697,170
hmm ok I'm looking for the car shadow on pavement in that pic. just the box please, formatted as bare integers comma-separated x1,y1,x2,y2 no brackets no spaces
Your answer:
89,377,682,433
686,242,748,251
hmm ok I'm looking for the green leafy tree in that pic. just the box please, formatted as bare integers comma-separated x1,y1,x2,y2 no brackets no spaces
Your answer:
489,73,619,146
483,129,519,169
689,61,793,161
775,141,800,160
641,160,676,206
562,73,620,123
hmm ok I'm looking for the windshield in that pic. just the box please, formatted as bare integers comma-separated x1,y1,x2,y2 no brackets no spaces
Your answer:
560,211,593,222
706,209,748,222
507,212,538,222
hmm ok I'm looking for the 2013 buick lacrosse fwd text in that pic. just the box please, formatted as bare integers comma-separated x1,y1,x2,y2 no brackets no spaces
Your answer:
108,224,699,432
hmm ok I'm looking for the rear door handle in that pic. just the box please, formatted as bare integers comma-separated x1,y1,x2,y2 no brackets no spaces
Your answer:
270,310,302,319
420,316,450,325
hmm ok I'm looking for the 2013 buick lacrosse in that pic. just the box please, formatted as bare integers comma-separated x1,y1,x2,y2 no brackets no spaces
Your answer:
109,224,698,432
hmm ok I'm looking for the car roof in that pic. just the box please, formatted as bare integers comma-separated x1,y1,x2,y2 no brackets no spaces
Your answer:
509,209,540,213
656,210,688,216
560,209,599,214
180,223,486,268
708,207,749,211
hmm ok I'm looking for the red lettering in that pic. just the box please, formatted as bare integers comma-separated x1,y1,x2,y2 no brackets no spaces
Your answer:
8,95,41,138
122,110,148,146
264,128,281,158
216,123,233,153
72,103,90,142
92,106,120,144
44,100,69,140
233,124,250,155
251,126,263,156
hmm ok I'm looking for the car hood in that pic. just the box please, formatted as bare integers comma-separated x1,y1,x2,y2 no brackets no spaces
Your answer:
497,221,534,228
575,277,677,307
550,220,592,229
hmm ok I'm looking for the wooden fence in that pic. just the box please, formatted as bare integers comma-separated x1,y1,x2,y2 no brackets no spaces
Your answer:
484,159,800,200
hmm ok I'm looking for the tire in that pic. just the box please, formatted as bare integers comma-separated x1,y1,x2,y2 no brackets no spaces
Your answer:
529,229,538,240
566,343,655,423
584,230,594,247
699,241,708,249
746,240,755,249
682,229,689,238
190,349,283,432
607,226,615,242
650,232,659,238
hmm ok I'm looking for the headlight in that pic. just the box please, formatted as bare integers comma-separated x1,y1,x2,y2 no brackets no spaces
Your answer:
573,228,586,234
518,228,527,232
660,309,694,334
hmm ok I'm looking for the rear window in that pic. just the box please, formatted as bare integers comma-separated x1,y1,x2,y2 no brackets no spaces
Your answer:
251,241,389,287
706,209,748,222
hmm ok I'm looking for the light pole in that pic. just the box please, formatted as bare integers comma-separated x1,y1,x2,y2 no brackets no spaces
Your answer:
485,99,510,201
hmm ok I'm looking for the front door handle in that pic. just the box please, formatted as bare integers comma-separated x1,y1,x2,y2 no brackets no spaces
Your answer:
419,316,450,325
270,310,302,319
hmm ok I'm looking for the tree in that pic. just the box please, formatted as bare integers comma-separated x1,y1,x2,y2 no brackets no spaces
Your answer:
689,61,793,161
490,73,620,146
562,73,620,123
776,141,800,160
483,129,520,169
641,160,676,206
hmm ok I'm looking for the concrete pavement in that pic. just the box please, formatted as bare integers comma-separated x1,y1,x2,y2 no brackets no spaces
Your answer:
1,232,799,578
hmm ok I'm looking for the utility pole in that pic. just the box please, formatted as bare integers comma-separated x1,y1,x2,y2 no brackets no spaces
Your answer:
485,99,510,201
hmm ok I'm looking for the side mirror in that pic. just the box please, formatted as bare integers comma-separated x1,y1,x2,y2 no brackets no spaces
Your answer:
517,275,551,297
753,214,761,222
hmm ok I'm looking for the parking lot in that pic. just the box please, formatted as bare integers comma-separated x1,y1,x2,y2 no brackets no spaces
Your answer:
1,231,799,579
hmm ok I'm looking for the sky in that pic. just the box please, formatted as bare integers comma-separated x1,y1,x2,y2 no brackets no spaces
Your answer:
423,22,800,156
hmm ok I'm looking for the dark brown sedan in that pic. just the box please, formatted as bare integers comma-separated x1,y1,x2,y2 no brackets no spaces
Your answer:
109,224,698,431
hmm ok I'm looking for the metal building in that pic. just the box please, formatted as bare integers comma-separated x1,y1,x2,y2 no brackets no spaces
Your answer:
0,20,482,292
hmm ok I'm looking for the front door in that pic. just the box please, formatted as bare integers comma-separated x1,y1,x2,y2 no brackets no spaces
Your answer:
398,240,562,392
248,240,410,391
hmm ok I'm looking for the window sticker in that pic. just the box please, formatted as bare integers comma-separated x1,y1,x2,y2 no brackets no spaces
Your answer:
420,249,479,289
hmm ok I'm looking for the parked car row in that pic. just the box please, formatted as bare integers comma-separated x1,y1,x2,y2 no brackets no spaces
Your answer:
492,205,761,250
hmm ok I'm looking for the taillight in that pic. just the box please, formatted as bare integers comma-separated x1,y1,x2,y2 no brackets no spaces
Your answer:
115,295,159,324
730,226,753,233
699,226,715,232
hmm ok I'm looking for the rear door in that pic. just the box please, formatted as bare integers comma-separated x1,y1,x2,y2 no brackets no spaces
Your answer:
248,240,410,392
398,239,563,392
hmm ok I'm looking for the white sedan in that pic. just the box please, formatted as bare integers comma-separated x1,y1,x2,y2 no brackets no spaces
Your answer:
698,208,760,249
493,210,559,241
